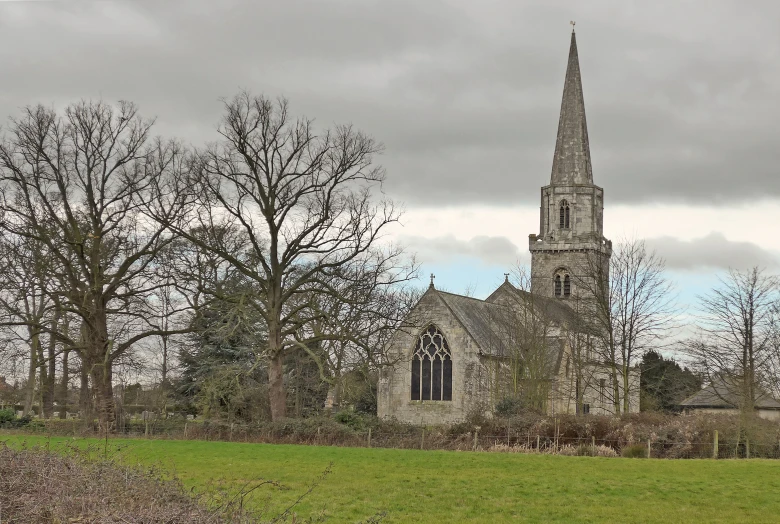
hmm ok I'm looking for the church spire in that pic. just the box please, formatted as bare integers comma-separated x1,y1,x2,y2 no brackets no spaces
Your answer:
550,28,593,185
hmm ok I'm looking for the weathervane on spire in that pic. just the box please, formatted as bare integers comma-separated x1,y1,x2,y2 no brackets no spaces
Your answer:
570,20,576,33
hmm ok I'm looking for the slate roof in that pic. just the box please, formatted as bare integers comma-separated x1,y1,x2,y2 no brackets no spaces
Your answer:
680,378,780,410
434,287,568,375
435,290,512,358
486,282,585,330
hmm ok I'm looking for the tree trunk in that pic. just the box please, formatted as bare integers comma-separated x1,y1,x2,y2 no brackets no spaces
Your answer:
610,363,621,416
79,356,92,422
268,352,286,421
42,314,59,418
37,337,51,418
622,362,630,414
23,332,39,416
90,361,116,431
59,348,70,419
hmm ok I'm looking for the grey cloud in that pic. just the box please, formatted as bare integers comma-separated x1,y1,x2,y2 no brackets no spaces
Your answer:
646,233,779,271
401,235,525,266
1,0,779,206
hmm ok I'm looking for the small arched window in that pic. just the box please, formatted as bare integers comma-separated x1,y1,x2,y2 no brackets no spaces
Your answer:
554,270,570,298
411,325,452,401
559,200,570,229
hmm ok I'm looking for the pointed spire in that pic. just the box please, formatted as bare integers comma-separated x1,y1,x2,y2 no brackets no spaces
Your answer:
550,29,593,185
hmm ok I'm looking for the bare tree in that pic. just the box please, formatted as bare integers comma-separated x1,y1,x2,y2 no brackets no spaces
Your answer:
308,268,421,411
0,233,60,416
163,93,412,420
577,238,677,414
493,269,560,411
0,101,192,429
687,267,778,418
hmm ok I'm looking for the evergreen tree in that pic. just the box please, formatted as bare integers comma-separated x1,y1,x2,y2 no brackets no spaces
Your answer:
640,350,701,412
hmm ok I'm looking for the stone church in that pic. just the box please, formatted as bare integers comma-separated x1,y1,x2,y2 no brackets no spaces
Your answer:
377,31,639,425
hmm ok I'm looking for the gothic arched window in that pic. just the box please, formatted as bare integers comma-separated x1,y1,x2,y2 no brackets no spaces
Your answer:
564,275,571,297
559,200,570,229
411,325,452,401
554,275,562,297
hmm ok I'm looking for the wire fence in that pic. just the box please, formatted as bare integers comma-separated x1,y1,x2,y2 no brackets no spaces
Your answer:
7,417,780,460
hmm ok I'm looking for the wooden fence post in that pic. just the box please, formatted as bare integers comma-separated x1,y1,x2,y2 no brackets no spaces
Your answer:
536,435,540,451
367,428,372,448
592,436,596,455
421,429,425,450
473,428,479,452
647,439,651,459
184,422,188,439
746,438,750,459
713,430,718,459
230,423,234,441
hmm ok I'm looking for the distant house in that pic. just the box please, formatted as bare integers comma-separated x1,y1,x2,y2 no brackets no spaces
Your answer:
679,379,780,421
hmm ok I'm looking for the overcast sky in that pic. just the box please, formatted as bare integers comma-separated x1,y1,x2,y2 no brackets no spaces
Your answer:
1,0,778,307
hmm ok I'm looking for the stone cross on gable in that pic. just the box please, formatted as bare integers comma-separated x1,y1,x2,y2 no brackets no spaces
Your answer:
429,273,436,288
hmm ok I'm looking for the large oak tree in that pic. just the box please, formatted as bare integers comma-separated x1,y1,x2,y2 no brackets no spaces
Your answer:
0,101,191,429
165,93,410,420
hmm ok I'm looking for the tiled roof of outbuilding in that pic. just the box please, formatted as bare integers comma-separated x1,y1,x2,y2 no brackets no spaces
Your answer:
680,378,780,410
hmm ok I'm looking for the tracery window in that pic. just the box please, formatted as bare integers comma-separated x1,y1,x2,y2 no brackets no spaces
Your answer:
559,200,570,229
564,275,571,297
411,325,452,401
554,275,562,297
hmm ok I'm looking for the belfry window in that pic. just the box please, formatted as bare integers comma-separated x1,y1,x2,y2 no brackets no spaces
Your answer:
559,200,570,229
411,325,452,401
554,270,570,298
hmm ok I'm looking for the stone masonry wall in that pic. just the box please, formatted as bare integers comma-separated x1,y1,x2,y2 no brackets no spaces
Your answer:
377,290,491,425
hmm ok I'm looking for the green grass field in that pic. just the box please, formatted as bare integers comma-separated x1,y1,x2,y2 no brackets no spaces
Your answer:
3,435,780,523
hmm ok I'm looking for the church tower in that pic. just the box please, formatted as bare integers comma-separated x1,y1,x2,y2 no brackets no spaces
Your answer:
529,29,611,302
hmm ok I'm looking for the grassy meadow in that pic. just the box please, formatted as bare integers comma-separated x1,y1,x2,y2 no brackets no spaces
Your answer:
3,435,780,523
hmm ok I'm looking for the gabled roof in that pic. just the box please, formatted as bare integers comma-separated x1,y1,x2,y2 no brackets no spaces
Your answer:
435,290,511,358
550,30,594,186
485,281,581,328
680,378,780,410
431,287,569,374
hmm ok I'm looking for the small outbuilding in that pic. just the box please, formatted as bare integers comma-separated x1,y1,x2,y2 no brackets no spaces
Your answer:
679,379,780,421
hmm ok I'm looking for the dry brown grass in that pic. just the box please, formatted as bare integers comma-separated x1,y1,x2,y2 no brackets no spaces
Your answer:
0,442,246,523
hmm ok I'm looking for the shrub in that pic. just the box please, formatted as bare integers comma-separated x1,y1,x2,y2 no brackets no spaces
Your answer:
495,397,525,417
594,445,619,457
621,443,649,458
0,409,32,429
0,408,14,424
334,409,366,431
575,444,595,457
